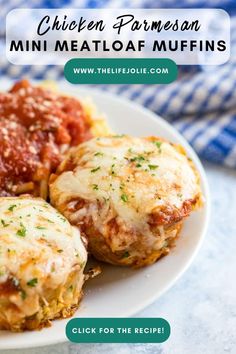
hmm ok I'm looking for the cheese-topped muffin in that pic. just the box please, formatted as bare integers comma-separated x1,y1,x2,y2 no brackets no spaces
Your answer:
0,196,87,331
50,135,202,268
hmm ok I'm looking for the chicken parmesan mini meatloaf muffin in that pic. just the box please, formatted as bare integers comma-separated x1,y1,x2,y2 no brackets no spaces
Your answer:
50,136,202,268
0,197,87,331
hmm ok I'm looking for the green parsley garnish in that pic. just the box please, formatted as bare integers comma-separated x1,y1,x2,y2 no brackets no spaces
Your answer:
92,184,99,190
91,166,100,173
36,226,46,230
122,251,130,258
56,212,67,223
148,164,159,170
110,163,116,175
21,290,27,300
1,219,9,227
121,194,128,203
153,141,162,152
57,215,66,223
8,204,17,212
94,152,103,157
27,278,38,287
16,223,26,237
130,155,145,162
68,285,73,291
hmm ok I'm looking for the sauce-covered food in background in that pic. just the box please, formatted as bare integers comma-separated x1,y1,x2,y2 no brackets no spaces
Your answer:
0,80,92,198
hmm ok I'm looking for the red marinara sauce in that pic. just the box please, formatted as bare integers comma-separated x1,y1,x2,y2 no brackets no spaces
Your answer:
0,80,92,197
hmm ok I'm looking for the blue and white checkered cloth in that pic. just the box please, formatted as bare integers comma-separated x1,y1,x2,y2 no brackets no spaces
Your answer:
1,0,236,168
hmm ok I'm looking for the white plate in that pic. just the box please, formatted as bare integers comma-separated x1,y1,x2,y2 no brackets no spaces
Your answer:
0,81,210,350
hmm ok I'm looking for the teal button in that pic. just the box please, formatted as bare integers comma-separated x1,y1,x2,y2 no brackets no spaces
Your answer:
66,317,170,343
64,58,177,84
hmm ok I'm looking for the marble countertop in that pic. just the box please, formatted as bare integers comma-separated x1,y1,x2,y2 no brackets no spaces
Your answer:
4,162,236,354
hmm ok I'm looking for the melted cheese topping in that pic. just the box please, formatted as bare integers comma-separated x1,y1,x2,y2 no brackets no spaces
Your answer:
50,136,202,237
0,197,87,288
